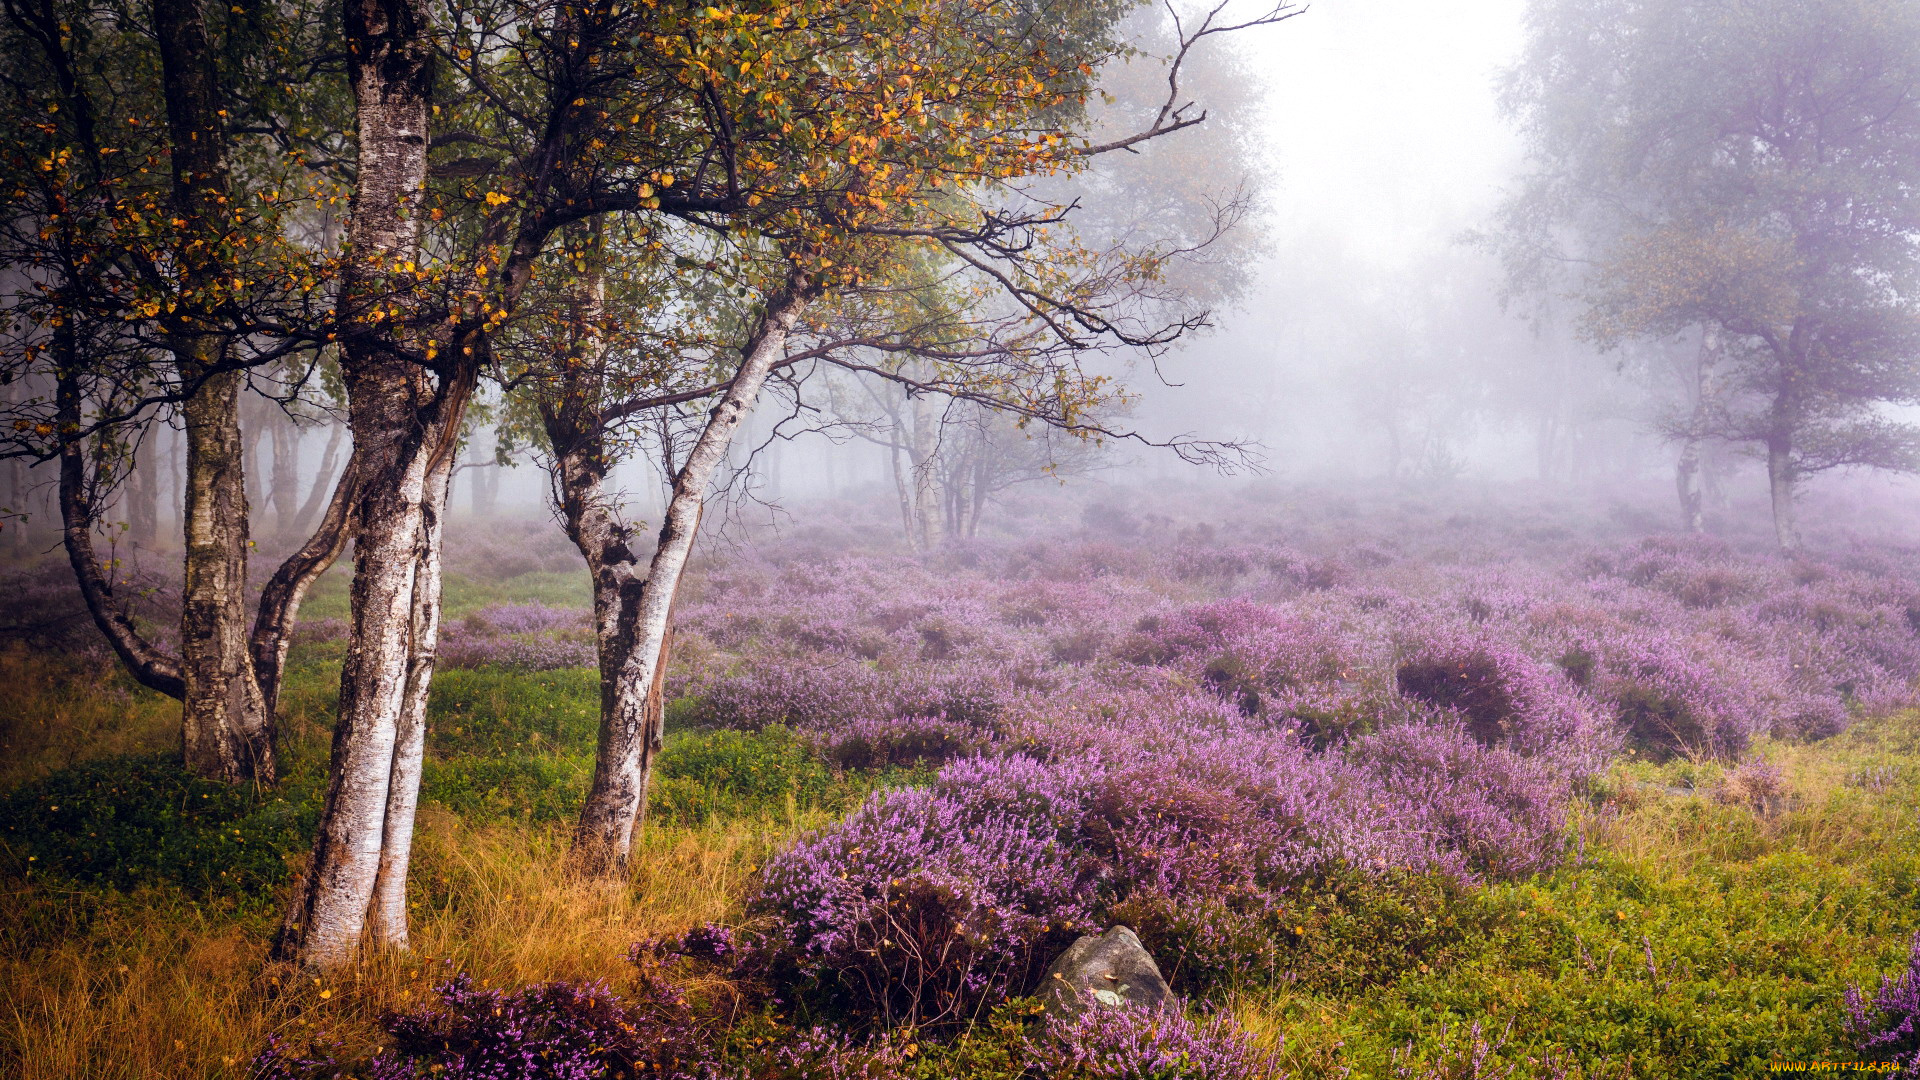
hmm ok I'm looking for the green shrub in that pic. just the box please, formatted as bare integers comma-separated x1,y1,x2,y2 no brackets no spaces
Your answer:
423,753,595,823
650,727,843,825
0,754,317,898
426,668,601,758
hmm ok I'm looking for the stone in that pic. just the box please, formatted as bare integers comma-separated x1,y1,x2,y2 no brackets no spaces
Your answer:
1037,925,1174,1019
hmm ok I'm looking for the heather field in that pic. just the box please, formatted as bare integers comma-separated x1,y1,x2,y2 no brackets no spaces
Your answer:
4,489,1920,1078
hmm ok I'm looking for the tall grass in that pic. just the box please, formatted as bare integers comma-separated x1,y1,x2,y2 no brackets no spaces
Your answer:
0,803,812,1079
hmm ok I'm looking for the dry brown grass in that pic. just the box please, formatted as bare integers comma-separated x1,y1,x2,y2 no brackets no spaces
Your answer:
0,803,805,1079
0,647,179,790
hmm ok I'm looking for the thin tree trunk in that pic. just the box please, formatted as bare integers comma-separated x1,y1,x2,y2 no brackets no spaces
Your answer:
1676,440,1703,534
271,411,301,538
468,437,499,517
889,437,914,541
241,396,267,515
910,382,942,549
289,420,346,540
572,279,812,876
128,431,159,547
968,441,988,538
2,454,25,557
369,448,451,947
55,362,186,700
1767,436,1801,552
252,451,360,714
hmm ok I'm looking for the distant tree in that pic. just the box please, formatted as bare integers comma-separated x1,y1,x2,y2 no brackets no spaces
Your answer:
1498,0,1920,548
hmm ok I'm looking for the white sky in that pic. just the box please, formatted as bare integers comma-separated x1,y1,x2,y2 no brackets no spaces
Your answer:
1120,0,1535,476
1242,0,1527,267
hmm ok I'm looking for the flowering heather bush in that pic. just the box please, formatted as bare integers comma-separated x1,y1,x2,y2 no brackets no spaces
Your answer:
1028,1006,1286,1080
749,783,1096,1028
371,972,711,1080
436,603,597,671
1845,932,1920,1073
746,713,1580,1018
1392,632,1597,757
720,1027,908,1080
809,714,993,771
1559,629,1764,760
1349,723,1572,879
249,1033,348,1080
248,972,713,1080
691,661,1023,733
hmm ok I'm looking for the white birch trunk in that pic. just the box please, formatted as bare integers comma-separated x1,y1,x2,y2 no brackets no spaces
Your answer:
573,282,811,874
370,448,451,946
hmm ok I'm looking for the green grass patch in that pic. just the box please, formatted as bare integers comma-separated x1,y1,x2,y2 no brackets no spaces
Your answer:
426,666,602,758
1250,711,1920,1078
296,567,590,624
0,754,319,900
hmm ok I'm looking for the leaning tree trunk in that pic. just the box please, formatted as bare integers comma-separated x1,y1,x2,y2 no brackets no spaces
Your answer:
252,449,360,715
572,279,812,876
55,360,187,700
274,0,450,968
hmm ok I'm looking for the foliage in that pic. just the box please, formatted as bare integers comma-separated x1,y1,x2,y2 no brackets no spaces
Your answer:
650,727,846,826
250,970,715,1080
6,500,1920,1076
1496,0,1920,539
0,754,316,898
1029,1006,1286,1080
1846,932,1920,1073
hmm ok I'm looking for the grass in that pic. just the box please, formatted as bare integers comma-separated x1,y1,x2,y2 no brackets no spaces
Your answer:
1,568,1915,1078
1234,713,1920,1078
296,566,591,624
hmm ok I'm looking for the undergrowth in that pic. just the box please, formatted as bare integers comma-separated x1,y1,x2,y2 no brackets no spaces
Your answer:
2,559,1917,1078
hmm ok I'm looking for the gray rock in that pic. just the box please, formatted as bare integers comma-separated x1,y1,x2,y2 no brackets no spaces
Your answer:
1038,925,1174,1019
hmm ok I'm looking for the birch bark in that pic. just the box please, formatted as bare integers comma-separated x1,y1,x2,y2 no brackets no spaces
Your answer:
571,279,812,875
274,0,452,967
155,0,274,783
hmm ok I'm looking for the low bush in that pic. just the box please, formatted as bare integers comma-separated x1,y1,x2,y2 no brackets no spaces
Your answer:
0,754,316,898
748,782,1095,1029
424,753,593,823
253,970,714,1080
811,715,993,772
650,727,843,824
1028,1006,1286,1080
1846,932,1920,1072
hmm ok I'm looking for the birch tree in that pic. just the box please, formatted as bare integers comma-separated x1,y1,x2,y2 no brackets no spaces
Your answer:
504,0,1291,877
0,0,351,781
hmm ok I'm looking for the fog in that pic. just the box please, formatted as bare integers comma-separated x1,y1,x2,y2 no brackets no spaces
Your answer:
13,0,1920,1046
1135,0,1531,478
7,0,1919,553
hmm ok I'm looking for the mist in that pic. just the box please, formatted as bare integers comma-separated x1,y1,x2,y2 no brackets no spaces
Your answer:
6,0,1920,1071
